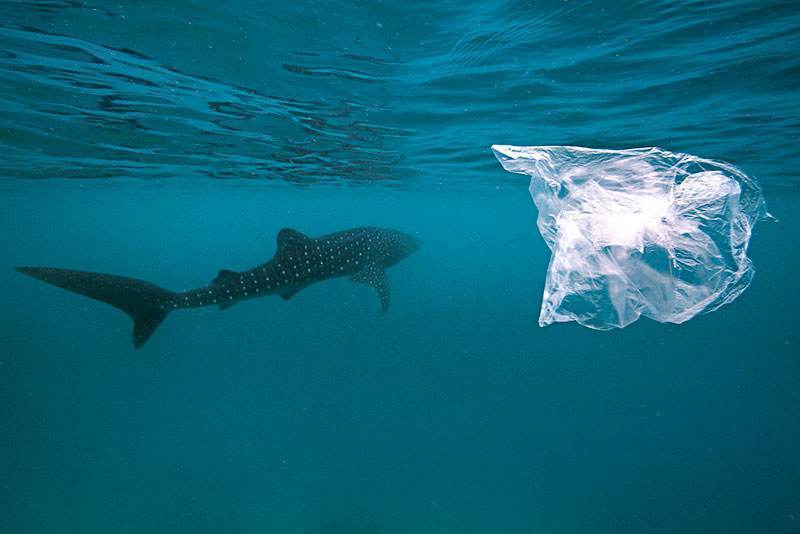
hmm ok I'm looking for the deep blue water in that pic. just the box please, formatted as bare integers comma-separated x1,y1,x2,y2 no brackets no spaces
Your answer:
1,1,799,532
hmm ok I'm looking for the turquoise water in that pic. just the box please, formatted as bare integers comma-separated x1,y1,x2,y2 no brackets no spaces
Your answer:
1,1,799,532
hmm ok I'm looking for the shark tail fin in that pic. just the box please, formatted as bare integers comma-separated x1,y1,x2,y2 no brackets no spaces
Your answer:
16,266,176,348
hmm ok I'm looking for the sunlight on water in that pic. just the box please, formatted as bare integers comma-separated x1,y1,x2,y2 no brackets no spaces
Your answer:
0,1,798,190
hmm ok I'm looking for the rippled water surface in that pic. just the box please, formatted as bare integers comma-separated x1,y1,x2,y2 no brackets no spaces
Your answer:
1,1,798,188
1,1,799,533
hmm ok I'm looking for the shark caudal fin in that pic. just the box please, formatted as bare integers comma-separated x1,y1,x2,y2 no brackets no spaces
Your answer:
16,266,176,348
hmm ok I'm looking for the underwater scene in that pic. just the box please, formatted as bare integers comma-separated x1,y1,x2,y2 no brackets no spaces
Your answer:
1,1,799,532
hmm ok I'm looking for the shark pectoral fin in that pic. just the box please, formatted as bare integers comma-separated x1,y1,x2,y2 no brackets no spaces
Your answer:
217,301,236,310
352,264,389,313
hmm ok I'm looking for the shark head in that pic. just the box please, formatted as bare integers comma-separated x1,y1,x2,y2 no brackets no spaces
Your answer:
375,228,420,267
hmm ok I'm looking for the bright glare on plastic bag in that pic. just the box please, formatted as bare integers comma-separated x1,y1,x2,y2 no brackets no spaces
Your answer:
492,145,769,330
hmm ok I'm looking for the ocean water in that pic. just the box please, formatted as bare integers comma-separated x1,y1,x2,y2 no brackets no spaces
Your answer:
1,1,799,532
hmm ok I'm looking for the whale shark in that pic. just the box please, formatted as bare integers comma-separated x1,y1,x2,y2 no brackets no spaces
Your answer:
16,226,420,348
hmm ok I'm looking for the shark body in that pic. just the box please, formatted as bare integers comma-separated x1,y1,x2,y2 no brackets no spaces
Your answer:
16,226,419,348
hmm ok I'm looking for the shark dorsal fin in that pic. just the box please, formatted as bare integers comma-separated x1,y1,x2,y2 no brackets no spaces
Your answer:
213,269,240,310
213,269,239,286
351,263,390,313
276,228,311,258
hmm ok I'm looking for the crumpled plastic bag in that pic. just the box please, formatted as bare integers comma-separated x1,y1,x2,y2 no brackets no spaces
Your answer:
492,145,769,329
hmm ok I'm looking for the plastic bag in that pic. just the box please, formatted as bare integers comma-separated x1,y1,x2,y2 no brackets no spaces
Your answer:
492,145,769,329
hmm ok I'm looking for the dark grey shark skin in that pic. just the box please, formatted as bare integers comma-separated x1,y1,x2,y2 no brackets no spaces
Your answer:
16,226,419,348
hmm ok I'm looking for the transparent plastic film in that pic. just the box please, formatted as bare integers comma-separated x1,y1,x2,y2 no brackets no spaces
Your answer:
492,145,770,329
